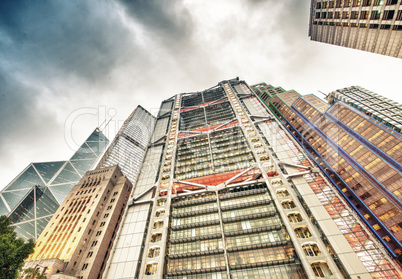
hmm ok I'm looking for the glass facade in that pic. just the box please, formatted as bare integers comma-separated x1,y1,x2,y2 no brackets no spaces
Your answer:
260,86,402,270
0,128,108,240
100,105,156,184
166,184,307,278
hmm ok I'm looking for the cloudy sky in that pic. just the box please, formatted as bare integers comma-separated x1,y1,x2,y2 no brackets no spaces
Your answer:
0,0,401,189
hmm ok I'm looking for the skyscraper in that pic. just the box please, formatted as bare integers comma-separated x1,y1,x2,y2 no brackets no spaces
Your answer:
257,84,402,264
25,166,132,279
97,106,156,184
327,86,402,134
0,128,109,240
309,0,402,58
22,106,156,278
103,78,401,279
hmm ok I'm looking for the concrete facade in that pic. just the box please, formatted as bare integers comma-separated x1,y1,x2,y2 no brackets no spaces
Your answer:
24,166,132,279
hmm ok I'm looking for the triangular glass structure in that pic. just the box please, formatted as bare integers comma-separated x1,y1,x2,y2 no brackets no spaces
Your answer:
48,183,76,204
0,198,9,216
9,188,35,224
85,140,108,156
70,143,97,160
86,128,108,142
2,188,32,211
51,162,81,185
36,186,59,218
33,161,65,183
11,220,36,240
4,165,43,191
70,159,96,176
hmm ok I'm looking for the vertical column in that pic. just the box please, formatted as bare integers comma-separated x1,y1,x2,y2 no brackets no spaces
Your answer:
221,81,341,278
140,95,181,278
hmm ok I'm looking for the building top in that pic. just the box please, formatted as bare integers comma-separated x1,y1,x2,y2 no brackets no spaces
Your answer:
328,86,402,134
97,105,156,184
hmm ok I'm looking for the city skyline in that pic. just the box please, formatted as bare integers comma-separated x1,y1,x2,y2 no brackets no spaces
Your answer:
1,0,401,190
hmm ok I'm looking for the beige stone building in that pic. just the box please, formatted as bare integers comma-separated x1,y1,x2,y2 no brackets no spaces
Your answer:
24,165,132,279
309,0,402,58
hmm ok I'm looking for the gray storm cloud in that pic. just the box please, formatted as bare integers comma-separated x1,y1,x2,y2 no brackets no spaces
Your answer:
0,0,401,189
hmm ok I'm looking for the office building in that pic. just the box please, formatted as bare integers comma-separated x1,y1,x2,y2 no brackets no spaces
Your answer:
256,84,402,265
327,86,402,134
0,128,108,240
103,78,401,279
309,0,402,58
24,166,132,279
97,105,156,184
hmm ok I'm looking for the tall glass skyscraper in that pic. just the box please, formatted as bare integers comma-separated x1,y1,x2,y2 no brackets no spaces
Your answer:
103,78,401,279
0,128,109,240
256,83,402,265
97,105,156,184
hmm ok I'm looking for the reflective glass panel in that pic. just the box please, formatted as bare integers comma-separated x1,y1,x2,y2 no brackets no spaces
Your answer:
48,183,76,203
4,166,43,191
33,161,65,183
51,162,81,185
36,186,59,218
70,159,96,176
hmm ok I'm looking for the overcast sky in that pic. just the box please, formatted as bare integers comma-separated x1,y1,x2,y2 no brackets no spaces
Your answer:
1,0,401,190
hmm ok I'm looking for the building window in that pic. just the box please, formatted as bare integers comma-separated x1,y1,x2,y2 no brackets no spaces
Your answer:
150,233,162,243
145,262,158,275
155,209,165,217
281,200,296,209
104,213,109,218
153,221,164,229
311,261,333,277
157,199,167,206
107,206,112,210
379,209,398,221
148,247,161,258
87,251,93,258
295,226,312,238
82,263,88,270
276,189,289,197
100,222,106,227
302,243,322,256
96,231,102,236
91,241,98,247
287,212,303,223
360,192,372,200
110,198,115,203
271,179,283,186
